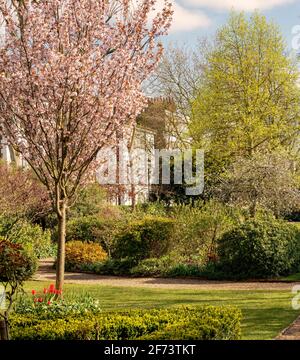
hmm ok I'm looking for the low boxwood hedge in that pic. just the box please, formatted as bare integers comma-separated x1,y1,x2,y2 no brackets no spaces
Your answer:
9,305,241,340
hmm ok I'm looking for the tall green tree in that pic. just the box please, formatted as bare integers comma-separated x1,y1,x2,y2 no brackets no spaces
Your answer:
190,12,300,181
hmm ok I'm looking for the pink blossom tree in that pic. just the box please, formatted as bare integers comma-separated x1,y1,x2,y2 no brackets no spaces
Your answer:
0,0,172,289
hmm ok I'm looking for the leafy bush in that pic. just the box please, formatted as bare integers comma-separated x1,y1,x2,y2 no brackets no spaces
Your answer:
128,202,169,218
73,256,216,278
130,257,174,276
70,257,137,275
65,213,123,256
130,257,212,278
13,222,54,259
113,216,174,261
0,238,37,338
166,263,203,277
195,261,228,280
10,305,241,340
171,201,242,264
0,239,37,284
218,219,300,279
66,216,104,243
65,241,107,271
69,183,107,218
131,260,223,280
0,218,54,259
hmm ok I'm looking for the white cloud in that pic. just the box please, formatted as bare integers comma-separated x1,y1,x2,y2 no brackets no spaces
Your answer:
171,2,211,32
155,0,212,32
185,0,296,11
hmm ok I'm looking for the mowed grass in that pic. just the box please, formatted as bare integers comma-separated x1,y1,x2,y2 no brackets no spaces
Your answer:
24,281,300,340
291,222,300,229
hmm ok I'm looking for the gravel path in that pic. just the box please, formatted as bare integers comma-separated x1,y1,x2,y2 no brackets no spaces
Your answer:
277,317,300,340
36,259,300,339
34,259,300,291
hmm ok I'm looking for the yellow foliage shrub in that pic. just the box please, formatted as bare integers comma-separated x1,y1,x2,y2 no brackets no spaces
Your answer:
65,241,107,268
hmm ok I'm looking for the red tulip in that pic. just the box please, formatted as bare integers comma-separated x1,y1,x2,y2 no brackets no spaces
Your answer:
43,288,48,294
33,298,38,303
49,284,55,293
31,289,36,295
47,301,51,305
38,297,43,303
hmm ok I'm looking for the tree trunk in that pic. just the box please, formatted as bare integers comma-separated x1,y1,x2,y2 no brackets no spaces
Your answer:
131,183,136,211
0,319,9,340
56,202,66,290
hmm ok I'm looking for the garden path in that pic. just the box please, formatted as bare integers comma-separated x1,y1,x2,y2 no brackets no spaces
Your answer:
35,259,300,291
276,317,300,340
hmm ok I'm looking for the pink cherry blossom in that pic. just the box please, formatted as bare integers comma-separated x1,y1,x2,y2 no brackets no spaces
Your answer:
0,0,173,290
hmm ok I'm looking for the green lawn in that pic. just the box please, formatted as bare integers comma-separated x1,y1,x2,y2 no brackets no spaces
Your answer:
291,222,300,229
24,281,299,340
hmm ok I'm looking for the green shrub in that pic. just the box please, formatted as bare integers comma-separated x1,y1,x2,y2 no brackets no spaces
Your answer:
130,257,174,276
85,258,138,275
113,216,174,261
65,241,107,271
195,261,228,280
66,216,104,243
170,201,242,264
129,257,229,279
218,219,300,279
10,305,241,340
166,263,203,277
65,257,137,275
129,202,169,218
0,218,54,259
65,213,123,256
130,257,204,277
0,238,37,284
69,183,106,218
0,238,37,335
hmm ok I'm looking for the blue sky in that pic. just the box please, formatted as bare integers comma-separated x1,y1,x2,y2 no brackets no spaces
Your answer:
161,0,300,50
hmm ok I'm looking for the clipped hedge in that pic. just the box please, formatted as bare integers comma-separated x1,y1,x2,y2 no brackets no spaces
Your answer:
218,219,300,279
140,306,241,340
113,216,174,261
10,305,241,340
